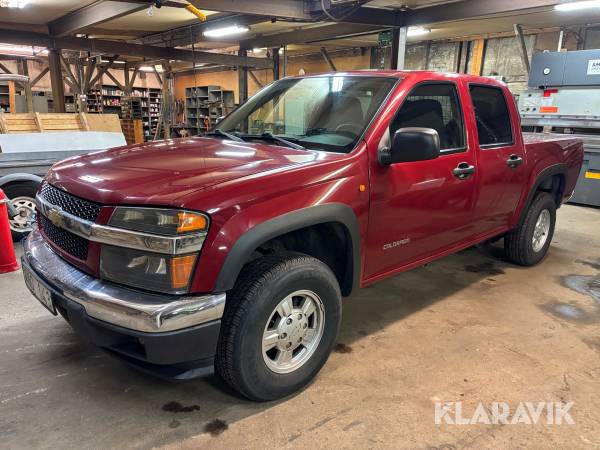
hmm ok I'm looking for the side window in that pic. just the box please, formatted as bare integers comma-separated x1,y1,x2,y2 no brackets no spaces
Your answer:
390,83,465,152
469,85,514,147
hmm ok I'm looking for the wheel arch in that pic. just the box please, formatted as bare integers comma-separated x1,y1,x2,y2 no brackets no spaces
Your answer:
515,163,567,229
0,173,43,191
213,203,361,296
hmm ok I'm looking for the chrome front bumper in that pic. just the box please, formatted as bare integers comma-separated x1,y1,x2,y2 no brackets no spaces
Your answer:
23,229,226,333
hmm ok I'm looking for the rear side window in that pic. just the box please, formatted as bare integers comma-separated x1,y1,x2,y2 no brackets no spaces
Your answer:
390,83,465,152
469,85,514,147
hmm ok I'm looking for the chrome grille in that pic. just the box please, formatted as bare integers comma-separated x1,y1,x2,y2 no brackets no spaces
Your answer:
40,216,89,260
39,182,102,222
38,182,101,261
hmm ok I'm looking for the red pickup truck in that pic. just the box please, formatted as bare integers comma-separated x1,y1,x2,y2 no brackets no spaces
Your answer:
22,71,583,401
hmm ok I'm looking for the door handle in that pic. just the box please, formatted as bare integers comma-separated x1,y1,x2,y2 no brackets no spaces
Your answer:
453,162,476,179
507,154,524,169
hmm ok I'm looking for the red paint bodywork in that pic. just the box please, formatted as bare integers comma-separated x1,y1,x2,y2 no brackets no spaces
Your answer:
44,71,584,294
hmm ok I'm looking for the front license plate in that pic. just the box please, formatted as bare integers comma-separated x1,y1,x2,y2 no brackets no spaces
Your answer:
23,265,56,315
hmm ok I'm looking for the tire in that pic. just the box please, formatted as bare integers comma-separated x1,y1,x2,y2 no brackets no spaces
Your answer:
3,181,40,242
216,252,342,402
504,192,556,266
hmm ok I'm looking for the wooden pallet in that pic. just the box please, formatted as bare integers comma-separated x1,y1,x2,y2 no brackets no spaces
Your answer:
0,112,121,134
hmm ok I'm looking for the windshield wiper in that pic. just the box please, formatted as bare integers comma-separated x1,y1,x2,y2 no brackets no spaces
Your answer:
205,129,244,142
242,132,306,150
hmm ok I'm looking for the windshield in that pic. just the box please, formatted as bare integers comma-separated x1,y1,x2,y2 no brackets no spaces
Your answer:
215,75,397,153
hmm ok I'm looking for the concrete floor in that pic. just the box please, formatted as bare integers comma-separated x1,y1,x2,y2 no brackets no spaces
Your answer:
1,204,599,449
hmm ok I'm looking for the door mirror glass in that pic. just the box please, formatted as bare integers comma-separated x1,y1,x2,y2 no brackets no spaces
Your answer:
380,127,441,165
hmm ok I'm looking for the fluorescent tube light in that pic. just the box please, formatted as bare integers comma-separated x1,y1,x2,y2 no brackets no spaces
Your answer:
1,0,29,8
555,0,600,11
407,27,431,37
140,65,164,72
203,25,249,38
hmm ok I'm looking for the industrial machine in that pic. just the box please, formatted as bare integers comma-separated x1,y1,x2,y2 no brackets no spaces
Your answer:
519,49,600,207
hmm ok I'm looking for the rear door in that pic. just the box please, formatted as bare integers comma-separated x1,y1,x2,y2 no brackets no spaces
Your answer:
468,84,528,233
365,81,480,280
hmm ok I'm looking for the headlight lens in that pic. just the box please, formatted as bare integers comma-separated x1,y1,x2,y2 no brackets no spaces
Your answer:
109,207,209,235
100,245,197,294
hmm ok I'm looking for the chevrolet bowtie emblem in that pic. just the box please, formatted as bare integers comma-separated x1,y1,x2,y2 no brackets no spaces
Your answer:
47,206,64,228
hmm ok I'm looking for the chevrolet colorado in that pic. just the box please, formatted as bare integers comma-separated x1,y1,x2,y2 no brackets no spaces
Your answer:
22,71,584,401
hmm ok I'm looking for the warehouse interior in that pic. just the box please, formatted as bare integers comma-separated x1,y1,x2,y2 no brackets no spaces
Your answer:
1,1,600,449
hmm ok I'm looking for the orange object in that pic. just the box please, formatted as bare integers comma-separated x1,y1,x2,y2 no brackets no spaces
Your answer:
540,106,559,113
185,3,207,21
170,255,197,289
177,212,208,233
0,189,19,274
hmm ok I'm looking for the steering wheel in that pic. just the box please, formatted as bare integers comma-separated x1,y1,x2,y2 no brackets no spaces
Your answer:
335,123,363,138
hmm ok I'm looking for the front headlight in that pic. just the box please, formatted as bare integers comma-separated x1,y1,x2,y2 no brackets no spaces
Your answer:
109,207,209,235
101,207,209,294
100,245,197,294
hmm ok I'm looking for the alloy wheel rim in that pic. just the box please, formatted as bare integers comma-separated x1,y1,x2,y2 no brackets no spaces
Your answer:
262,289,325,374
8,197,37,233
532,209,551,253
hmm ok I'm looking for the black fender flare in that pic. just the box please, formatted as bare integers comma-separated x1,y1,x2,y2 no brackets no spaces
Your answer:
213,203,361,294
516,163,567,229
0,173,43,190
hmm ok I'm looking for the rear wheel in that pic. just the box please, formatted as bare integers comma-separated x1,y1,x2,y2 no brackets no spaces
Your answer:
504,192,556,266
216,252,341,401
3,182,39,242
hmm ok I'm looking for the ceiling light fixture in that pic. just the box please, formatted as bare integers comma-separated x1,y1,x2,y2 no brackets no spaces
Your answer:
555,0,600,11
139,65,164,72
0,0,29,8
407,27,431,37
203,25,249,38
0,44,47,55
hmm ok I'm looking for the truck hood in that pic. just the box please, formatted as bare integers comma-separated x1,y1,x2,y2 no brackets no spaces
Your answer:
46,137,319,205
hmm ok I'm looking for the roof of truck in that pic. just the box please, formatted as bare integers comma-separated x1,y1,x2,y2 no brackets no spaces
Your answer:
286,70,508,87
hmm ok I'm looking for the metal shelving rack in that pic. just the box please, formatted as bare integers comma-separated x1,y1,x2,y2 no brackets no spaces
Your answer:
184,85,235,136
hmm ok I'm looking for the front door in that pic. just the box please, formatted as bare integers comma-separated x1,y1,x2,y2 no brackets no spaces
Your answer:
365,81,480,281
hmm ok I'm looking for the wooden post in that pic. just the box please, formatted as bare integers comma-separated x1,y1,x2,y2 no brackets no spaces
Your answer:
470,39,486,76
8,81,16,113
514,24,531,73
238,49,248,103
272,47,280,81
48,49,66,113
19,60,34,113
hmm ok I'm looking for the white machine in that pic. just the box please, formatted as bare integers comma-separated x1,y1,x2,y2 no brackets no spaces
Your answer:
519,50,600,207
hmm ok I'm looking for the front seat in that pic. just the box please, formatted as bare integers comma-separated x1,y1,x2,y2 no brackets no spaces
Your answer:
308,94,365,135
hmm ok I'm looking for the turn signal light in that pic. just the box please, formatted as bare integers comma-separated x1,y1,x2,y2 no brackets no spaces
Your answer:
171,255,197,289
177,212,208,233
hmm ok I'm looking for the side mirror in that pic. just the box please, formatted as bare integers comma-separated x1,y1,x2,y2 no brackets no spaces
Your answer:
379,127,441,165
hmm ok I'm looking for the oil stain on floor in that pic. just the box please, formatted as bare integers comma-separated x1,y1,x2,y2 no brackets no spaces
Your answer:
162,401,201,413
463,261,506,276
204,419,228,436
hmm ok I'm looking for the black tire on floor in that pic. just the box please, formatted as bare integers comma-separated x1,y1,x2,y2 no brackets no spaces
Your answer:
3,181,40,242
216,252,342,402
504,192,557,266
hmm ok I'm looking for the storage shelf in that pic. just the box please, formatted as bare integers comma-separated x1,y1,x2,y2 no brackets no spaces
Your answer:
183,85,234,137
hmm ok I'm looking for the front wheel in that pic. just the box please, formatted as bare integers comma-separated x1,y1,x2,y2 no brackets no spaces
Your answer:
216,252,342,401
504,192,556,266
3,181,39,242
